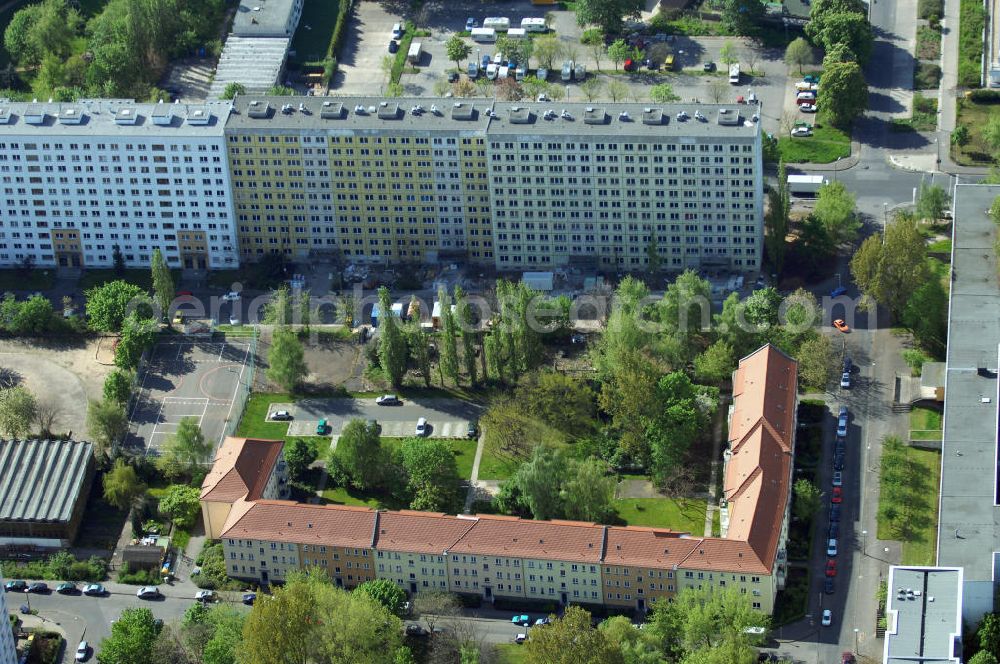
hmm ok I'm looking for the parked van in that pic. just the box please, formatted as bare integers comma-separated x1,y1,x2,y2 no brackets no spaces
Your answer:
407,42,422,65
574,62,586,80
729,63,740,84
515,65,527,80
506,27,527,39
498,65,510,79
493,52,504,65
468,61,479,77
482,17,511,31
521,17,547,32
486,63,498,80
561,60,573,81
470,27,496,43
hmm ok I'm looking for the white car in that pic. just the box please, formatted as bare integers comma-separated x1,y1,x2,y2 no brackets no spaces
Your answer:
136,586,160,599
837,407,849,437
796,90,817,101
840,371,852,389
75,641,89,662
222,291,241,302
415,417,428,436
827,538,838,557
822,609,832,626
791,127,813,138
795,81,819,91
514,633,527,644
832,471,843,487
799,103,817,113
195,590,216,602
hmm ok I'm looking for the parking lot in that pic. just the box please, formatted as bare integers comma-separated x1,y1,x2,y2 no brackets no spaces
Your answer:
330,0,790,137
265,396,483,439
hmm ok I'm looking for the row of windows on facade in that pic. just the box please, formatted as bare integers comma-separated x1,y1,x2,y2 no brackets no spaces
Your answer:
3,176,227,187
3,165,227,177
5,142,220,152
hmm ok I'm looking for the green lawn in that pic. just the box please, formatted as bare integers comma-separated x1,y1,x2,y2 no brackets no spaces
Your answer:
476,447,522,481
495,644,528,664
959,0,987,86
910,406,942,431
381,437,478,480
320,485,407,510
877,446,941,566
215,324,257,337
78,268,179,291
711,508,721,537
291,0,341,63
235,392,296,440
612,497,707,533
952,98,996,165
0,268,56,292
777,122,852,164
927,238,952,254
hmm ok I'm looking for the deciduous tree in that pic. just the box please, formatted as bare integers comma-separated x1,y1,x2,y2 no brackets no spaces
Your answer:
221,82,245,100
400,437,460,511
765,162,791,274
356,578,408,615
813,180,861,248
10,294,56,335
606,79,629,101
267,326,307,391
335,419,383,490
796,334,835,390
439,286,459,385
151,248,174,319
915,182,950,220
607,39,630,70
793,478,822,520
524,606,624,664
158,484,201,529
850,212,929,316
694,340,736,385
534,34,563,69
719,40,739,65
87,398,127,459
114,312,158,371
516,370,597,437
574,0,643,35
561,457,615,523
722,0,765,35
104,369,134,405
817,59,868,127
102,459,146,511
445,34,472,70
86,280,149,332
98,607,160,664
650,83,680,102
0,386,37,439
283,437,318,480
156,416,212,479
454,286,478,385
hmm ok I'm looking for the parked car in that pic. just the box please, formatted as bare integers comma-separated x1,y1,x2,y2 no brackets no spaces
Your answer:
796,90,817,100
841,371,852,389
843,356,853,373
837,407,849,437
242,592,257,605
795,81,819,91
831,487,843,504
467,421,478,439
623,58,637,71
825,560,837,577
388,40,399,54
703,61,715,71
195,590,216,602
3,580,25,592
376,394,401,406
822,609,833,626
824,578,835,594
26,582,48,593
466,17,477,30
271,410,292,421
827,538,838,556
511,614,530,627
56,582,78,594
537,67,549,81
830,504,841,522
83,584,106,596
833,319,850,332
136,586,160,599
222,291,241,302
832,471,843,487
367,419,381,433
833,453,844,471
534,617,552,626
514,633,527,644
75,641,89,662
406,624,427,637
790,126,812,137
447,71,459,83
799,103,818,113
829,521,839,538
415,417,428,436
391,22,403,39
316,419,328,435
804,74,820,83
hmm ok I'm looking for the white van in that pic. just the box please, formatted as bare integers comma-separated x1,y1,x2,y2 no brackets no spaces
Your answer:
486,63,498,80
391,23,403,39
482,17,511,31
506,27,527,39
521,17,547,32
470,27,496,43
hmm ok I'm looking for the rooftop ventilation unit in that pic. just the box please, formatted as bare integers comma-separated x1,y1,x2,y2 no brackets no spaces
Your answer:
59,107,85,125
114,107,138,125
246,101,271,119
186,107,210,125
24,105,45,125
717,108,740,126
320,101,344,119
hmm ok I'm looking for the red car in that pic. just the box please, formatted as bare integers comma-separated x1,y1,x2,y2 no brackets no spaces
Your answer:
831,487,843,504
833,319,850,332
825,559,837,577
624,58,636,71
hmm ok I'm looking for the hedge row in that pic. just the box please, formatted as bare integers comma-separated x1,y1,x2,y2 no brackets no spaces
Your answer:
966,88,1000,102
321,0,356,84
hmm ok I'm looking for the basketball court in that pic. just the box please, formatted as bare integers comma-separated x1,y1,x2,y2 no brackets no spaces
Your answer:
125,338,253,456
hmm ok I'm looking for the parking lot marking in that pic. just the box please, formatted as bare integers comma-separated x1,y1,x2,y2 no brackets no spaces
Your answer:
217,342,251,445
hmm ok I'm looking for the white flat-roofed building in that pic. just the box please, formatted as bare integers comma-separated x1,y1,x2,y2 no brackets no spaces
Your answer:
0,99,238,270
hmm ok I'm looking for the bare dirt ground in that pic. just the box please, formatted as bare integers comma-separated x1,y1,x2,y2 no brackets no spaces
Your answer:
0,336,115,438
254,327,363,392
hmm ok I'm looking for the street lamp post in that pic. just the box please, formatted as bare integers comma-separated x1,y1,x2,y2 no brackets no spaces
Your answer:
862,529,868,555
854,627,860,652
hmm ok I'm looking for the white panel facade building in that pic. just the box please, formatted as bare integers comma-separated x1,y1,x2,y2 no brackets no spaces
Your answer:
0,99,238,270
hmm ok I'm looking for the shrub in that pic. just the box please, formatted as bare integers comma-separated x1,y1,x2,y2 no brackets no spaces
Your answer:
117,562,162,585
918,0,943,18
966,89,1000,103
958,0,987,87
0,552,107,582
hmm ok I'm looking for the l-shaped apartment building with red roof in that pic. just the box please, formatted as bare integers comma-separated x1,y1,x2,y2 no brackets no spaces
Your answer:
200,344,796,614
